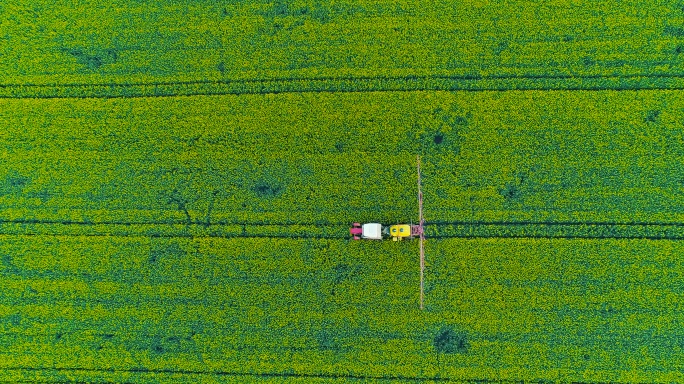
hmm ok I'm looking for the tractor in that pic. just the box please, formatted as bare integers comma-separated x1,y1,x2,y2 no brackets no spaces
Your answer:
349,222,423,241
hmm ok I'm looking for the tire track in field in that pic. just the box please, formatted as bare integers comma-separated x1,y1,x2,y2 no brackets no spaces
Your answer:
0,218,349,227
426,221,684,241
4,218,684,240
5,71,684,88
0,218,345,239
4,72,684,98
0,232,341,240
431,233,684,241
0,365,511,383
0,366,639,384
0,365,638,383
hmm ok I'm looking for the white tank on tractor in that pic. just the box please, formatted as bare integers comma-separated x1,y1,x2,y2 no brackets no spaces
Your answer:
349,222,383,240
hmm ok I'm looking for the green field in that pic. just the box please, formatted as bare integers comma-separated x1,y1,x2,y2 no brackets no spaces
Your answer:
3,0,684,382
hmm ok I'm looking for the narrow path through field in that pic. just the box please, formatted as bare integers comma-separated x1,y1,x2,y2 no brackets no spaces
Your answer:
4,72,684,98
4,219,684,240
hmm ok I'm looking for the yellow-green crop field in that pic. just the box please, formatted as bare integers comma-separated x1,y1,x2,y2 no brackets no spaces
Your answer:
4,0,684,382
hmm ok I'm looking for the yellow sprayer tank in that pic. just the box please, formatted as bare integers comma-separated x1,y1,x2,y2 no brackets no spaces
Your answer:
389,224,412,241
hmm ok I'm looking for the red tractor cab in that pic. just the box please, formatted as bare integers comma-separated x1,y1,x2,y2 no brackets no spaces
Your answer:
349,222,363,240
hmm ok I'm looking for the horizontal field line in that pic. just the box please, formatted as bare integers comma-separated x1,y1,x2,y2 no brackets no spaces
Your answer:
0,366,538,383
0,232,341,240
426,220,684,227
432,234,684,241
5,86,684,100
6,218,684,241
0,366,650,384
2,232,684,241
0,381,130,384
4,71,684,89
0,218,348,227
7,218,684,228
0,332,353,353
3,72,684,98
